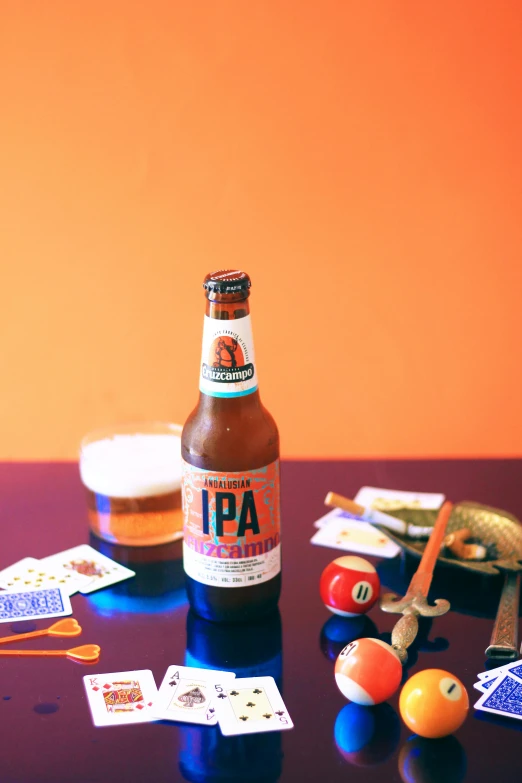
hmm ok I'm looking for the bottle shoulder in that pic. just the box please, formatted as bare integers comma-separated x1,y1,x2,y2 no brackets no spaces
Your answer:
182,394,279,472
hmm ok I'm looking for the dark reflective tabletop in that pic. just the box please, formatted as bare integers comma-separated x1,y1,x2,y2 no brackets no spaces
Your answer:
0,459,521,783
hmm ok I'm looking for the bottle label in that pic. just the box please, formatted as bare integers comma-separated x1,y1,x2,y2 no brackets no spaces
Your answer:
199,314,258,398
182,459,281,588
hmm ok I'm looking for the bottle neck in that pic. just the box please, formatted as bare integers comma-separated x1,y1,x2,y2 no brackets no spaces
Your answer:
199,296,259,402
205,298,250,320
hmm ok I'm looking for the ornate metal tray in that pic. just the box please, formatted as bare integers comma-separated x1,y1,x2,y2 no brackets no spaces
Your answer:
376,501,522,576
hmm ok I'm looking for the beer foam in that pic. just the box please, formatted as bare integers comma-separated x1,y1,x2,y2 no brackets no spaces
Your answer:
80,434,182,498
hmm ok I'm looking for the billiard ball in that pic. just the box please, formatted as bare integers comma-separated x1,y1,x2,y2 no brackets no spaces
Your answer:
334,637,402,705
320,556,380,616
334,702,401,766
399,669,469,739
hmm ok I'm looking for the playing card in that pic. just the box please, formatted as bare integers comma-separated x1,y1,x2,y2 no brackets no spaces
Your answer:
0,557,88,596
474,678,497,693
477,660,522,682
311,511,400,558
474,673,522,720
314,508,364,530
215,676,293,736
83,669,158,727
41,545,135,594
354,486,445,512
0,586,72,623
153,665,236,725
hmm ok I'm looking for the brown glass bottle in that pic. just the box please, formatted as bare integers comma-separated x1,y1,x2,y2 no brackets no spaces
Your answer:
181,271,281,623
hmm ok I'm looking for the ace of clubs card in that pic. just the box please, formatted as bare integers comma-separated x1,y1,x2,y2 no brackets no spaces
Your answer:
216,676,293,736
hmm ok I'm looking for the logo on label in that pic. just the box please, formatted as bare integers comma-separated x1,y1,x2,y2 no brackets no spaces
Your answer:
199,315,257,398
201,336,254,384
211,336,244,367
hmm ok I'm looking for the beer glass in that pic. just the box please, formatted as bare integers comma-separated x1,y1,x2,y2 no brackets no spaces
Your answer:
80,422,183,546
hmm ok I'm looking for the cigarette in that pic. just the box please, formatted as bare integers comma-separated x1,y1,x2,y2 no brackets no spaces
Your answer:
444,528,487,561
324,492,434,539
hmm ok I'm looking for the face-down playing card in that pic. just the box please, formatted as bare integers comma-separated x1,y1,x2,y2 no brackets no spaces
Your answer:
0,587,72,623
215,676,293,736
474,673,522,720
477,659,522,683
41,545,135,594
83,670,158,726
153,665,236,725
473,678,497,693
0,557,89,596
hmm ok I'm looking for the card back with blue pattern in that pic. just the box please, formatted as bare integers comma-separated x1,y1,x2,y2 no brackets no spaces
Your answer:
0,587,72,623
475,674,522,720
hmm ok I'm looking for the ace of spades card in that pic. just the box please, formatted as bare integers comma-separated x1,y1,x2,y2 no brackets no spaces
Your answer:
153,665,236,725
216,676,294,736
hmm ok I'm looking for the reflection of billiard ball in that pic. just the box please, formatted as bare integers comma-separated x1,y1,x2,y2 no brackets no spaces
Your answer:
320,556,380,616
335,637,402,705
398,735,467,783
320,615,378,662
399,669,469,739
335,702,401,766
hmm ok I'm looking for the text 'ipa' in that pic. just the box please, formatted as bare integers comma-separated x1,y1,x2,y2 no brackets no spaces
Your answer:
181,270,281,622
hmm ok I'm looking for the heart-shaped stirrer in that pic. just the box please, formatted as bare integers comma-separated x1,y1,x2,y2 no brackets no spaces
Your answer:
0,644,101,663
0,618,82,646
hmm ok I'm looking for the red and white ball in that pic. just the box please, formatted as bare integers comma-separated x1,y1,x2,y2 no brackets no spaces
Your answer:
334,638,402,705
320,556,380,616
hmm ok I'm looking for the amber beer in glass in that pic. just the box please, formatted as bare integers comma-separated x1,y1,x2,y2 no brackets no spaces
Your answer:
182,271,281,622
80,422,183,546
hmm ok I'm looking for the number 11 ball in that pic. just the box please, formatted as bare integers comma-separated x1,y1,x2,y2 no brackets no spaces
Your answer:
335,638,402,705
320,556,380,616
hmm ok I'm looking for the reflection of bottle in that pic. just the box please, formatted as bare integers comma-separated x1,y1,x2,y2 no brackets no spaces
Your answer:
186,609,282,685
182,271,281,623
179,610,283,783
398,735,467,783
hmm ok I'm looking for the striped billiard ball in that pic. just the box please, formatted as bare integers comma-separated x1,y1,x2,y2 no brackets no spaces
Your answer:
334,638,403,705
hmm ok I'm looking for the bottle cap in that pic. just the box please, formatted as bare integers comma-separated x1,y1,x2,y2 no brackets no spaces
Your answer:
203,270,251,295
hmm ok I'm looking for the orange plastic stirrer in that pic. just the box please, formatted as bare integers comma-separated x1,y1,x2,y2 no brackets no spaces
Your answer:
0,644,100,663
0,618,82,646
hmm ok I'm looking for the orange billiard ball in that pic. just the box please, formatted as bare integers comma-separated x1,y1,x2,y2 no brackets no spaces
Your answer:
399,669,469,738
335,638,403,705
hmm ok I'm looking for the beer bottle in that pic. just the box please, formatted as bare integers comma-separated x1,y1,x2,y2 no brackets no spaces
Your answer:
181,270,281,622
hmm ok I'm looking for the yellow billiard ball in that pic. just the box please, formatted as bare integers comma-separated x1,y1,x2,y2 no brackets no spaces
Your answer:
399,669,469,739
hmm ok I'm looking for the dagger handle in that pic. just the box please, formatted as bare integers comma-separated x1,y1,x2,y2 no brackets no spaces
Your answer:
486,572,520,660
391,612,419,664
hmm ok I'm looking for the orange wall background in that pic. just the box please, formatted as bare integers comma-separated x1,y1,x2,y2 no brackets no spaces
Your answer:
1,1,521,460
